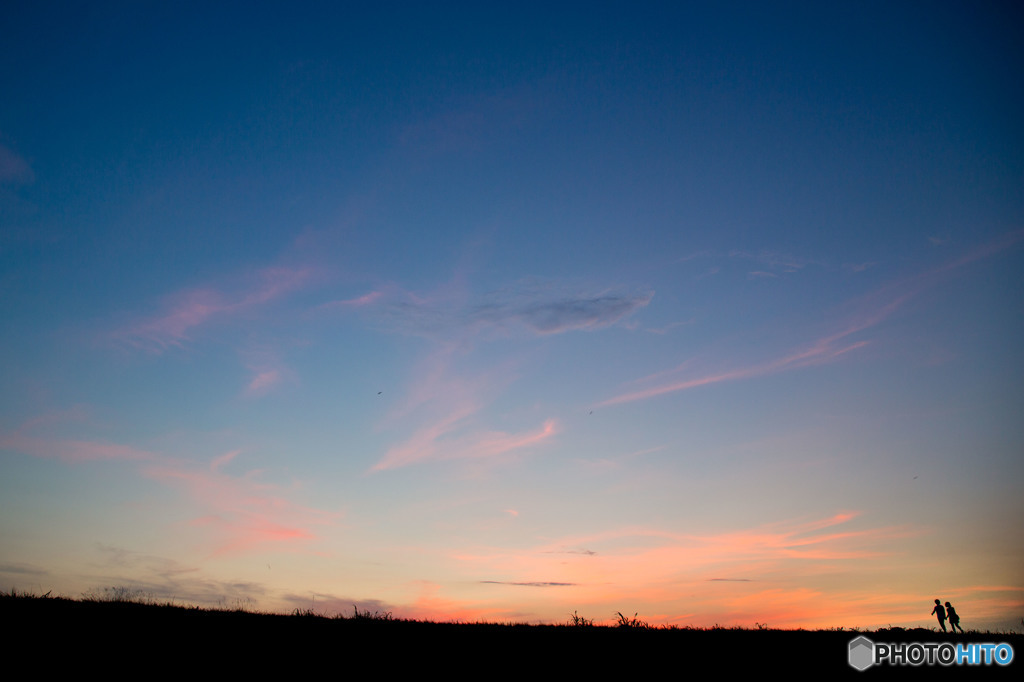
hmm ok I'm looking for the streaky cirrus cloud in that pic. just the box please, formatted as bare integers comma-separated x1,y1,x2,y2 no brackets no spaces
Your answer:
484,293,654,335
469,419,558,459
479,581,579,587
0,411,157,463
372,404,478,471
320,290,384,308
372,340,557,471
372,343,491,468
599,233,1023,407
112,266,315,352
372,414,557,472
728,249,817,273
370,278,642,473
597,333,870,407
0,562,49,577
376,279,653,340
210,449,240,472
365,278,647,473
470,286,653,336
843,261,877,273
240,347,297,398
245,369,283,396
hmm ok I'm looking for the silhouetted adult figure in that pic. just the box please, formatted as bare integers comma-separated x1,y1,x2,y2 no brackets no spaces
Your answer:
931,599,947,632
945,602,964,633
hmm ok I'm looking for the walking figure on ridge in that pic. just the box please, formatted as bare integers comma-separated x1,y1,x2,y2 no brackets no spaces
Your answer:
931,599,947,632
945,602,964,633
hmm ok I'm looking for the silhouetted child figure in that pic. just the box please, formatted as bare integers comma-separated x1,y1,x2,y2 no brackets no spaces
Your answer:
945,602,963,633
931,599,947,632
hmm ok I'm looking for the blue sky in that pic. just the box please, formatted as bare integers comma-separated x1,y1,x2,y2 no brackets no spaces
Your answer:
2,1,1022,628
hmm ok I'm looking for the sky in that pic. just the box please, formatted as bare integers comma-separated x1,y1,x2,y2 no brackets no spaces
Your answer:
1,1,1022,630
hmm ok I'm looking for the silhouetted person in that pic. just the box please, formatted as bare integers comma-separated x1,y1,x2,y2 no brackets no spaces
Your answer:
931,599,947,632
946,602,963,633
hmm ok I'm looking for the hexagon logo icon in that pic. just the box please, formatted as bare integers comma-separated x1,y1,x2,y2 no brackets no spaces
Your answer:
849,636,875,671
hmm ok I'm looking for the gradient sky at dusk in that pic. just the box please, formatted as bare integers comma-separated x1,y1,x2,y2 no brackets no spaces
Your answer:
2,2,1022,629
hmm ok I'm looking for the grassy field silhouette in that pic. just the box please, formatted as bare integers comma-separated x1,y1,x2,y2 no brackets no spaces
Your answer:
4,589,1019,676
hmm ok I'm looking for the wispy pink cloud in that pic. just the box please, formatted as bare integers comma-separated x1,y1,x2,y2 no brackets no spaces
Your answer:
122,289,225,351
187,513,314,553
210,449,240,472
398,581,511,623
113,266,314,352
372,412,556,472
239,346,296,398
318,290,384,309
0,432,157,463
245,369,282,396
599,334,869,407
452,512,912,625
2,425,335,555
470,419,557,458
241,266,314,304
144,456,336,556
372,344,555,471
384,342,508,423
17,405,90,432
600,233,1022,407
557,512,893,566
372,404,478,471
